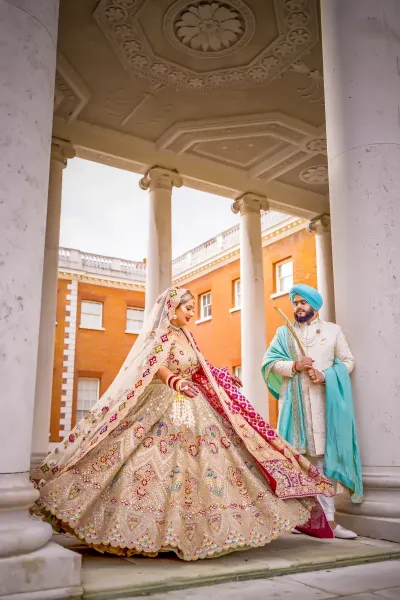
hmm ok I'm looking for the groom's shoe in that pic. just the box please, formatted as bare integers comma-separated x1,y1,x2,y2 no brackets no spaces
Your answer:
332,524,357,539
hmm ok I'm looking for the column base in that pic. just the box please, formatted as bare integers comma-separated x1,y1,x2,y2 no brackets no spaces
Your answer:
336,512,400,543
0,473,52,557
0,541,82,599
336,466,400,543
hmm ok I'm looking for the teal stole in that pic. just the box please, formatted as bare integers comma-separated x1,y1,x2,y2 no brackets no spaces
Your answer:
262,325,363,503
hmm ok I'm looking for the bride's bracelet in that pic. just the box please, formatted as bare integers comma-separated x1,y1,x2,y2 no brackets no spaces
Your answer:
166,374,182,392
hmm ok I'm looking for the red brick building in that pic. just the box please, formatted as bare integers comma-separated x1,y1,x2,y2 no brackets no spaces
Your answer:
50,213,317,446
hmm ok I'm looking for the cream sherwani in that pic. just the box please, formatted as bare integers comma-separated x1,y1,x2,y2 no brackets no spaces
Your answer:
271,318,355,457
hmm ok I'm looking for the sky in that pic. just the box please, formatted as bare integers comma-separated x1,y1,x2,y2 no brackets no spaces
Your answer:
60,158,240,261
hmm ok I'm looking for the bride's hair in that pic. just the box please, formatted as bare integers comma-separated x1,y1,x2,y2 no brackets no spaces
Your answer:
178,289,194,305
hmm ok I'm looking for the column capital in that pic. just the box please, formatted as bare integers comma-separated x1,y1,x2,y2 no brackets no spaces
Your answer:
139,166,183,192
307,214,331,234
231,192,269,216
51,137,75,168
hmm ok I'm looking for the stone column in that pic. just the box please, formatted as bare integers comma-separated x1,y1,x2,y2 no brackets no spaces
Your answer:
0,2,81,597
139,167,182,314
232,193,269,421
31,138,75,468
308,215,335,322
321,0,400,542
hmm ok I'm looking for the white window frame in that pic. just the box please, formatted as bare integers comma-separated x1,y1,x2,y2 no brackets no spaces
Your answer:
80,300,104,330
126,307,144,334
76,377,100,422
275,259,293,295
234,365,242,380
196,292,212,323
232,279,241,311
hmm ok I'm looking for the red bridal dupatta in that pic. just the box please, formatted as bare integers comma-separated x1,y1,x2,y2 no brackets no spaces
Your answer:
190,337,334,538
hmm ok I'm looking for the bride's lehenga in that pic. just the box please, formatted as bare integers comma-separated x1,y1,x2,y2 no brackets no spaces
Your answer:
32,288,334,561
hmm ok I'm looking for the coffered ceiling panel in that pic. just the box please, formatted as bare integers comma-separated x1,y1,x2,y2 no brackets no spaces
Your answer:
93,0,318,91
54,0,329,217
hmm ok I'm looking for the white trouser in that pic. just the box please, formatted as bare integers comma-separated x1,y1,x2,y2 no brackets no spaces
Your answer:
310,456,336,521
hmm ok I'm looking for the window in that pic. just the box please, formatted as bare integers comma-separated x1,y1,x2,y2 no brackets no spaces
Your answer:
76,377,100,422
276,259,293,294
234,365,242,380
233,279,241,309
200,292,212,320
126,307,144,334
80,300,103,330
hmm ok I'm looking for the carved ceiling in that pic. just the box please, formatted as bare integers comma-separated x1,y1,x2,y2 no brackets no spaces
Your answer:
54,0,329,217
92,0,318,92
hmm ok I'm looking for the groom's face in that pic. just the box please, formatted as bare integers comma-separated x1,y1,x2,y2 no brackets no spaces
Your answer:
293,295,315,323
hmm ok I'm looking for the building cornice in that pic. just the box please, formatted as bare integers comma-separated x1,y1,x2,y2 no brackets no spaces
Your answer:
174,218,305,285
58,215,307,289
58,271,146,292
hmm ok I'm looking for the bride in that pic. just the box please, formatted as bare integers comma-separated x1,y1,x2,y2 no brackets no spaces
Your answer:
31,287,334,561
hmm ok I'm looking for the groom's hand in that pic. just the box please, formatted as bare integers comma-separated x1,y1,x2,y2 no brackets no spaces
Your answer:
307,368,325,384
294,357,314,372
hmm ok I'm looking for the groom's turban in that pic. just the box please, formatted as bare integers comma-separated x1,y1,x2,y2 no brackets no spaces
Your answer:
289,284,323,312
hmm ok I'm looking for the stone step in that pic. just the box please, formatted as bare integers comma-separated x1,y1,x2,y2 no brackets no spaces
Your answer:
54,533,400,600
0,541,82,600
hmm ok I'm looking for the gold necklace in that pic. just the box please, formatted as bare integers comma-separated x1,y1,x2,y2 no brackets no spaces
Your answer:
170,322,183,337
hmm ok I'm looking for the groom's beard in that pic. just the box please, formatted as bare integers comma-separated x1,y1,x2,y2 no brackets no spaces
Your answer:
294,308,315,323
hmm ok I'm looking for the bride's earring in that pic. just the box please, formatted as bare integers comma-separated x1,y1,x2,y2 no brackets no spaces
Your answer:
172,314,177,320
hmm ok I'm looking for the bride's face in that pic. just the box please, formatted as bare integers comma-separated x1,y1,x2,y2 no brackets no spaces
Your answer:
174,298,195,327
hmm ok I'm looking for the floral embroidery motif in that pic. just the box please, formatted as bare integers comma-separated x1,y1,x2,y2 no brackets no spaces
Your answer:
92,444,120,472
134,425,145,439
156,422,168,437
204,468,223,497
169,466,183,493
68,484,82,500
116,420,129,433
132,464,156,499
188,444,198,457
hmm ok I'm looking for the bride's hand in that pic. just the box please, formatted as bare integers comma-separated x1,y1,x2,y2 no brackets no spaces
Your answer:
178,381,200,398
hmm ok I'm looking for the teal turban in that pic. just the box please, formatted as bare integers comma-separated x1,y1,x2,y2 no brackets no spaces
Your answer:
289,284,323,311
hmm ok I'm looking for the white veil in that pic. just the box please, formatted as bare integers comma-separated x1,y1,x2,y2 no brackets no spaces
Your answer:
32,287,188,482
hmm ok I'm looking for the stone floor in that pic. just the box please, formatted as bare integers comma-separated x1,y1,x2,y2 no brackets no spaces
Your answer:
121,561,400,599
54,534,400,600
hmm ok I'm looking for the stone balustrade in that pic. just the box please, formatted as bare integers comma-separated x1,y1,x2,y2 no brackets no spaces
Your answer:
58,211,291,283
58,247,147,281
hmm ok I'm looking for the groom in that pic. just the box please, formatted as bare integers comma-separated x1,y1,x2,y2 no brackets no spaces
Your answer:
262,283,363,539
